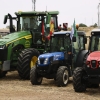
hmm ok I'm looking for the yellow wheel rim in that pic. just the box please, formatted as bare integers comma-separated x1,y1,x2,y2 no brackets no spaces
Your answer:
30,56,38,68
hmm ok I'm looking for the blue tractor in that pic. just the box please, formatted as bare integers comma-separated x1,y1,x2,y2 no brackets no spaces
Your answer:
30,31,87,86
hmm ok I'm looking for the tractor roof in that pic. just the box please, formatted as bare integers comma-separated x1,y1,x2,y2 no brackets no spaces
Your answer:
53,31,86,36
15,11,59,16
91,28,100,36
53,31,71,35
91,28,100,33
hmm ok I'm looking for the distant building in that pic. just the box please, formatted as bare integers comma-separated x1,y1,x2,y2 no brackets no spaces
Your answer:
0,29,9,37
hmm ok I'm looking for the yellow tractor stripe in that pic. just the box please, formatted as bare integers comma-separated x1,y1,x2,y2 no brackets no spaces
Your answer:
6,35,32,46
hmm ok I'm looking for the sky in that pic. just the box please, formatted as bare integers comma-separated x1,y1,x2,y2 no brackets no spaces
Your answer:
0,0,99,28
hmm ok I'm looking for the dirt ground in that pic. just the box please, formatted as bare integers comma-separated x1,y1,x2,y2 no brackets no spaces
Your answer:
0,27,100,100
0,71,100,100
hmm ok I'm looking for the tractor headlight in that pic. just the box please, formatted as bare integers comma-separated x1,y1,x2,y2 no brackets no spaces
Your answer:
38,58,40,64
44,58,48,64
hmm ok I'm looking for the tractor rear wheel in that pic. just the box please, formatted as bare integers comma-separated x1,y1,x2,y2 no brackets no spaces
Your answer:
73,67,87,92
30,67,43,85
56,66,69,87
17,48,40,80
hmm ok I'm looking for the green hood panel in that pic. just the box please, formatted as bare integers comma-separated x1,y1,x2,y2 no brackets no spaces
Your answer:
0,31,31,45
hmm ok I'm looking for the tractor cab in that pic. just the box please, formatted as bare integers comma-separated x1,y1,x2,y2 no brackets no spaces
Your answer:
15,11,59,39
88,29,100,52
71,31,87,67
37,31,75,67
49,31,74,52
4,11,59,33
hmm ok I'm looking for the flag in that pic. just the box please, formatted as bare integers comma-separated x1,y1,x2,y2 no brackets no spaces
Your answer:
47,18,54,40
41,21,45,42
70,19,78,39
41,21,45,35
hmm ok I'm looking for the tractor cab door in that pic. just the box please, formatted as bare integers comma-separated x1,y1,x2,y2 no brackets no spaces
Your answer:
73,35,85,53
63,36,72,64
72,35,86,67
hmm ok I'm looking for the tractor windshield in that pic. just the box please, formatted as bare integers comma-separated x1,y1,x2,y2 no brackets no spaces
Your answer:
19,16,46,31
90,36,100,51
73,36,85,52
50,35,71,52
19,16,48,44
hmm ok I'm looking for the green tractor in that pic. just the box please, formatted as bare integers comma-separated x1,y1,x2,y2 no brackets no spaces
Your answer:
0,11,59,79
73,29,100,92
30,30,88,86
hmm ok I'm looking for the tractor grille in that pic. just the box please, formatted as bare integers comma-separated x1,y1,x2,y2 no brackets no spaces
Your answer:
40,58,45,64
91,60,96,68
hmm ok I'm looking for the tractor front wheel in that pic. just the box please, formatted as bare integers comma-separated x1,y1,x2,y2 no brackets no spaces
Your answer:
17,48,40,80
73,67,87,92
56,66,69,87
30,67,43,85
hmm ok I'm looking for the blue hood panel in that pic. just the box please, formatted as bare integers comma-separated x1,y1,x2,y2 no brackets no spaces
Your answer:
39,52,64,60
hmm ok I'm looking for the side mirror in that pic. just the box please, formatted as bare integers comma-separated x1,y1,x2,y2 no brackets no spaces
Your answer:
46,14,51,24
72,36,76,42
84,37,87,44
3,15,8,24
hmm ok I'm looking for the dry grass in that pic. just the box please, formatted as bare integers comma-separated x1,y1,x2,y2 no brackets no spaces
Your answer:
0,28,9,32
68,27,95,36
78,27,94,33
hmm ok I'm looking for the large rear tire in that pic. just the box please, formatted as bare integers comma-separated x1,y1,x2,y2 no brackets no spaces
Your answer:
73,67,87,92
30,67,43,85
17,48,40,79
56,66,69,87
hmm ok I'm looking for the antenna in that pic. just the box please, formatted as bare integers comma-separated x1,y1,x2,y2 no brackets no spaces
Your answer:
46,6,47,11
32,0,36,11
98,1,100,28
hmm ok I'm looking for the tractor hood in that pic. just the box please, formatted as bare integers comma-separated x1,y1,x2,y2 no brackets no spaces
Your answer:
39,52,64,61
87,51,100,61
0,31,31,45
